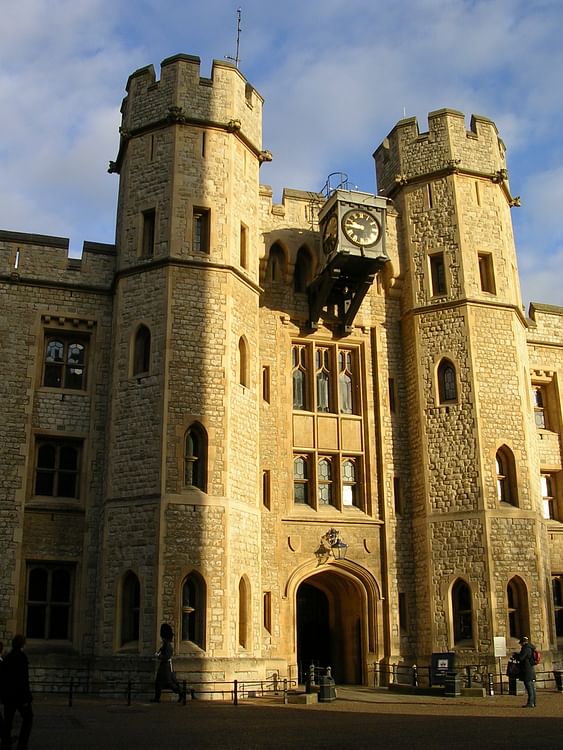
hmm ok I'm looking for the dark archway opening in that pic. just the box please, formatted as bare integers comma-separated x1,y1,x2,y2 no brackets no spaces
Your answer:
296,572,364,685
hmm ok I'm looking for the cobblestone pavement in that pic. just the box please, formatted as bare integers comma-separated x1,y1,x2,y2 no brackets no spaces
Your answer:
11,687,563,750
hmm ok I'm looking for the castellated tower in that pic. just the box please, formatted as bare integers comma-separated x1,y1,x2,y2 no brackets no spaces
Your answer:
374,110,552,663
103,55,266,670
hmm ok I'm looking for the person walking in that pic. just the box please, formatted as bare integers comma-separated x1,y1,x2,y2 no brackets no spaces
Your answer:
150,623,185,703
0,635,33,750
516,635,537,708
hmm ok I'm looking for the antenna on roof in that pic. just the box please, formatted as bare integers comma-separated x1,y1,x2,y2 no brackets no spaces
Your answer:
225,8,242,69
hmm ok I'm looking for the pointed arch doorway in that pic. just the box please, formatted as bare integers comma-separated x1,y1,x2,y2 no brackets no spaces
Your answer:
296,569,365,685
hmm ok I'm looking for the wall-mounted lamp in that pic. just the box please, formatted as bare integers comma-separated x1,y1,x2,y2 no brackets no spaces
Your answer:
314,528,348,564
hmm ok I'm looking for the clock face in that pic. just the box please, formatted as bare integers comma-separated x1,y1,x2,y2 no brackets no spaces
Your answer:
322,214,338,254
341,209,380,247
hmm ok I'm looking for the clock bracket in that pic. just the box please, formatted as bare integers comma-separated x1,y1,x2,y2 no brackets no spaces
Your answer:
309,191,390,334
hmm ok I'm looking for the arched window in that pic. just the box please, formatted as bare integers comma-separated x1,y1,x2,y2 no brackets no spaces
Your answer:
507,576,529,642
121,571,140,647
292,344,309,410
342,458,359,507
496,446,518,506
133,325,151,376
452,579,473,643
293,455,310,505
184,424,207,491
317,457,333,506
181,571,206,648
266,243,286,283
438,359,457,403
238,576,250,649
238,336,249,387
294,246,312,292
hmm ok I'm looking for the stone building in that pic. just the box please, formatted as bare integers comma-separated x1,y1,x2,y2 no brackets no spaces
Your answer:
1,53,562,690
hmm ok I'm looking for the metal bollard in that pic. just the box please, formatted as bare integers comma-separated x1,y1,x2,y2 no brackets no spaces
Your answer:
466,665,472,688
283,678,288,704
412,664,418,687
488,672,495,696
233,678,238,705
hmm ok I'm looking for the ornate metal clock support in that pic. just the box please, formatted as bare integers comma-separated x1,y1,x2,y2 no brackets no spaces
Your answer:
308,253,387,334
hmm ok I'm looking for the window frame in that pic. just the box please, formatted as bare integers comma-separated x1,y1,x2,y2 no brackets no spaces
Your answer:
42,332,89,391
25,562,74,642
180,571,206,650
192,207,210,253
452,578,474,645
33,437,82,501
183,423,208,492
429,252,447,296
120,570,140,648
132,324,151,377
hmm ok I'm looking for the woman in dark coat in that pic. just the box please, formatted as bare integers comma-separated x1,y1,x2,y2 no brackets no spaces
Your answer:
516,636,537,707
151,624,184,703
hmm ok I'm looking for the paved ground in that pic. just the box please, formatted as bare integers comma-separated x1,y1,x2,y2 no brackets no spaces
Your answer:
8,686,563,749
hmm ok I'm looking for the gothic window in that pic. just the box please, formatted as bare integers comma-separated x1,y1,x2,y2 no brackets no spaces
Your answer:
496,446,518,506
438,359,457,403
342,459,359,507
293,455,310,505
552,576,563,639
120,571,140,647
315,347,331,412
193,207,210,253
238,336,249,387
507,576,529,642
238,577,250,649
338,350,355,413
429,253,446,295
184,424,207,491
133,325,151,376
292,345,309,410
294,246,312,292
181,571,206,648
266,243,286,283
542,474,555,520
43,335,88,390
34,439,81,499
141,208,155,257
452,579,473,644
25,563,73,640
317,457,333,506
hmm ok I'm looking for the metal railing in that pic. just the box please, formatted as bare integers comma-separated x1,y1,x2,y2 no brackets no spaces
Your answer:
367,661,563,695
27,667,297,707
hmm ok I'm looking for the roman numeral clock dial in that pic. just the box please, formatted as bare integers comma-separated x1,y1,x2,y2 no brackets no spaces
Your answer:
342,209,380,247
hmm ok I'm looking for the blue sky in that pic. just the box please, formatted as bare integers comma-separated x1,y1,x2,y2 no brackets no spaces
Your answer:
1,0,562,308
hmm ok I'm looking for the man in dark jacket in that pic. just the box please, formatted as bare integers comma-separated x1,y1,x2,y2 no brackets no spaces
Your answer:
516,635,537,708
0,635,33,750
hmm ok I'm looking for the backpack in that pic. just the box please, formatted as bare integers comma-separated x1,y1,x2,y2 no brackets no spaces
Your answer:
531,648,541,665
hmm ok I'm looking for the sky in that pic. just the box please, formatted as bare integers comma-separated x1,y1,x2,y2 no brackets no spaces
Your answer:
0,0,562,309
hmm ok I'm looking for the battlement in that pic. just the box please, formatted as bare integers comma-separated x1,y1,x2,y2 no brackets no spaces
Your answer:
374,109,508,197
0,230,116,288
120,54,263,152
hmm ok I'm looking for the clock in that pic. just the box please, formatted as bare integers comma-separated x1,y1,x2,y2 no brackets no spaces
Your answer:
322,214,338,254
341,209,380,247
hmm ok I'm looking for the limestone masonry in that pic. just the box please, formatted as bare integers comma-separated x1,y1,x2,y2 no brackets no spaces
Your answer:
1,53,562,692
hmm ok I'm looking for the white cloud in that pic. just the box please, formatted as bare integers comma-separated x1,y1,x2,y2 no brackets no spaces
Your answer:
0,0,561,303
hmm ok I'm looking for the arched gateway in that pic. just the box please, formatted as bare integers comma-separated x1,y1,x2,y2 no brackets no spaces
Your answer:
289,561,382,685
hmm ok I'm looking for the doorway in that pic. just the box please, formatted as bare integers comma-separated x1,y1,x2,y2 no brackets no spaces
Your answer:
296,570,364,684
